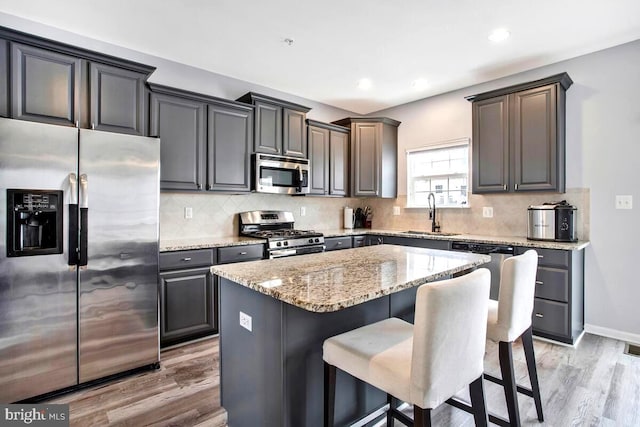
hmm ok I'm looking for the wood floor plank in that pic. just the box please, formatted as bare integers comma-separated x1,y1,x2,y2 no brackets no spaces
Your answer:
41,333,640,426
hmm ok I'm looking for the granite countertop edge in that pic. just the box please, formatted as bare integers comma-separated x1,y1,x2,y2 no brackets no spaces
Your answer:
211,250,491,313
161,229,590,252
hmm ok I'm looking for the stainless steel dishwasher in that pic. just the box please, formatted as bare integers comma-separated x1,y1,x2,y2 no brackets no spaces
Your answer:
450,241,514,300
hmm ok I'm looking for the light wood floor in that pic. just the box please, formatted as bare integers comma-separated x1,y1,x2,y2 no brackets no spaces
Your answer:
45,333,640,426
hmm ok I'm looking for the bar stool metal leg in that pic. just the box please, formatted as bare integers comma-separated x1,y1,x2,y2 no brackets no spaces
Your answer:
324,362,336,427
521,327,544,422
499,341,521,427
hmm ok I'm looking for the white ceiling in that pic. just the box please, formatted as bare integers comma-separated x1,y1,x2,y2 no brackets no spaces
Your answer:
1,0,640,114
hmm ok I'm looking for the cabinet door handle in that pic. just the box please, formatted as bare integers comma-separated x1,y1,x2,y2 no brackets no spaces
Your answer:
538,255,544,259
515,184,519,190
535,280,544,285
503,184,507,191
239,251,248,255
535,313,544,318
181,257,192,262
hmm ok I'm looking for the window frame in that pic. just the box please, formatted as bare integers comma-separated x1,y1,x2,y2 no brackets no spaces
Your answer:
406,137,471,209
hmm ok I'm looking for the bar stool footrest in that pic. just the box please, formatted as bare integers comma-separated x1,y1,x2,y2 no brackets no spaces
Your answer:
484,373,535,398
447,397,510,427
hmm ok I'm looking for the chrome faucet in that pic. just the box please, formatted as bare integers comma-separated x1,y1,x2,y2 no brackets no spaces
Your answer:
427,193,440,232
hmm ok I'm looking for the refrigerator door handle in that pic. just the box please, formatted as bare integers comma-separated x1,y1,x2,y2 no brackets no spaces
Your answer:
79,174,89,267
68,173,79,267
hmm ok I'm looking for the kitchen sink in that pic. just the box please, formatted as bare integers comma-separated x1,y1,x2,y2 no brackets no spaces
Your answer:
401,230,459,236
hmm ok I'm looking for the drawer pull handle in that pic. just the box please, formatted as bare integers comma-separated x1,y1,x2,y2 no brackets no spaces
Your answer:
337,241,342,245
535,281,544,285
239,251,248,255
535,313,544,318
538,255,544,259
182,257,192,262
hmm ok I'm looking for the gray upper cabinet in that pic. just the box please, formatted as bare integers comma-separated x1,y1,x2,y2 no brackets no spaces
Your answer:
237,92,310,158
2,28,155,133
150,83,253,193
150,90,206,191
0,39,8,117
307,119,350,196
89,62,147,135
468,73,572,194
11,42,81,127
207,102,253,192
333,117,400,198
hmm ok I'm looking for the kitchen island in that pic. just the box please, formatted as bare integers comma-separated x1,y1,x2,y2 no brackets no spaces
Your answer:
211,245,490,427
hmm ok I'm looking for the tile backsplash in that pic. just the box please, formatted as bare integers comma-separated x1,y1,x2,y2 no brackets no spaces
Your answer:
160,188,589,241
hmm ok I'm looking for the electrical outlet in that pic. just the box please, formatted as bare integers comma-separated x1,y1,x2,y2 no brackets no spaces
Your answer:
184,207,193,219
239,311,252,332
300,206,306,216
483,207,494,218
616,195,633,209
393,206,401,216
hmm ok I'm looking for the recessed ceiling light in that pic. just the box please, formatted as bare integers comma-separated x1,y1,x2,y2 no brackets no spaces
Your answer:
488,28,510,42
357,78,372,90
283,38,294,46
412,78,429,91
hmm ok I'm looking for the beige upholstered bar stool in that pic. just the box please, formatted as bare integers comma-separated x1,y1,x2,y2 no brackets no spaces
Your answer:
323,268,491,427
485,249,544,426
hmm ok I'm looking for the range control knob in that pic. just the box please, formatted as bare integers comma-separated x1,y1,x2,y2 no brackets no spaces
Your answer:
314,238,320,243
277,242,282,247
308,238,314,243
284,241,288,246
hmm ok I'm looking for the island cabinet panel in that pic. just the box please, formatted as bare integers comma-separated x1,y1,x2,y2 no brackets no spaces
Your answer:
468,72,571,194
206,102,253,192
0,39,8,117
220,277,410,427
11,43,81,127
516,246,584,344
150,92,206,191
89,62,147,135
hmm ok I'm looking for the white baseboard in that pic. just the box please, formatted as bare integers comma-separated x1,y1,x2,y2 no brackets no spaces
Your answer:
584,324,640,345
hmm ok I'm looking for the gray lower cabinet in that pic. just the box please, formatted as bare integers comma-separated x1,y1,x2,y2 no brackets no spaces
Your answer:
11,42,82,127
237,92,310,158
307,120,350,196
516,246,584,344
333,117,400,198
150,90,206,191
150,84,253,193
324,236,352,251
159,249,217,347
366,234,451,250
468,73,573,194
89,62,147,135
352,235,366,247
217,244,264,264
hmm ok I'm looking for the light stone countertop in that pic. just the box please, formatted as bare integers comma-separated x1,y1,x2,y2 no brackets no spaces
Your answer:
211,245,491,313
161,229,590,252
160,236,265,251
320,228,591,251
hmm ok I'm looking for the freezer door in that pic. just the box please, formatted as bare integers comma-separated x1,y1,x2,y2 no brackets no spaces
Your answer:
78,129,160,383
0,118,78,402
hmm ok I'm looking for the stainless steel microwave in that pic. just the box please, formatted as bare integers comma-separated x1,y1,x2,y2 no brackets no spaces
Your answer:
253,153,310,195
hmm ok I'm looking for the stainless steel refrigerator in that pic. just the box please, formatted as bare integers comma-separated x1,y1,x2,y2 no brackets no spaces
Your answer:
0,117,160,402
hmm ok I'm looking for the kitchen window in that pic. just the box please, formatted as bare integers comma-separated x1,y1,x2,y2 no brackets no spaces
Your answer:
406,138,470,208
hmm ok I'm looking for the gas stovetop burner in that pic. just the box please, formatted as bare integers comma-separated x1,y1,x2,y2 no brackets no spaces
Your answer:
238,210,326,258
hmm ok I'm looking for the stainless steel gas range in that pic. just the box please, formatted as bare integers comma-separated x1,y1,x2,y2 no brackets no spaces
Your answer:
239,210,325,259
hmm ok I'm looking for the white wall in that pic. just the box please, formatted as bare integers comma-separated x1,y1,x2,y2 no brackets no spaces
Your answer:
373,39,640,341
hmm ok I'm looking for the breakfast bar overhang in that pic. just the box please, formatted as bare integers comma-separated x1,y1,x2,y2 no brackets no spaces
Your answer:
212,245,491,427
